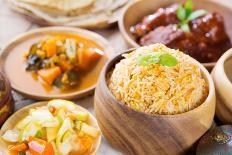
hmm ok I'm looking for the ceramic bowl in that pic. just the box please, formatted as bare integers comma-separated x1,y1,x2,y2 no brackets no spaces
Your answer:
94,49,216,155
0,72,14,127
212,48,232,124
196,125,232,155
0,101,101,154
0,26,113,100
119,0,232,70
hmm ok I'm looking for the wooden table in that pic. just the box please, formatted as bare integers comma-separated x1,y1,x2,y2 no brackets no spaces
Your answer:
0,0,231,154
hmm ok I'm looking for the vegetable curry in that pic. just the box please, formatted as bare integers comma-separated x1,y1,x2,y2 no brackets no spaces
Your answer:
24,34,104,90
4,33,108,96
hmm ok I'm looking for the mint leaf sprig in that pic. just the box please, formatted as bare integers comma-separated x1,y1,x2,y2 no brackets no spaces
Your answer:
136,53,178,67
176,0,207,32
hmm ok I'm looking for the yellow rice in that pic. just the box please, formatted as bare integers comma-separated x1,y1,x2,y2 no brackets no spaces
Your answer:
107,44,208,115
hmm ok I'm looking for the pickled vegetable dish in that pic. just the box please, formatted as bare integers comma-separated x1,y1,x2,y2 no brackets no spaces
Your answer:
1,99,101,155
24,34,104,90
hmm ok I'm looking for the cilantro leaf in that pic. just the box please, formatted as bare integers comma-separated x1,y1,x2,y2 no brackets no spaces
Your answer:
136,53,178,67
136,53,160,66
159,53,178,67
176,6,186,21
176,0,207,32
184,0,193,16
180,23,190,32
187,9,207,21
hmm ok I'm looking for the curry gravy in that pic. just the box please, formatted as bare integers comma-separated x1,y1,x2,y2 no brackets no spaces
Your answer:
3,33,108,96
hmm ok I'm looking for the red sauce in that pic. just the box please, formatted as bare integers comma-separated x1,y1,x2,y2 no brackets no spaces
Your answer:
131,4,231,63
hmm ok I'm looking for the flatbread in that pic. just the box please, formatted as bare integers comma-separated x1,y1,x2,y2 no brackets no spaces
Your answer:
17,0,95,14
7,0,131,28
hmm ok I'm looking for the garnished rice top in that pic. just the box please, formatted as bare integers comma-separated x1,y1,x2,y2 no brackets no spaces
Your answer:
107,44,208,115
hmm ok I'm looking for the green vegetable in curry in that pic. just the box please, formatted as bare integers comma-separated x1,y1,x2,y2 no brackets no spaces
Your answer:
25,35,103,90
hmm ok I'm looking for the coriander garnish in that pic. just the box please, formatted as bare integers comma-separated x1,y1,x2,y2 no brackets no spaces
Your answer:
136,53,178,67
176,0,207,32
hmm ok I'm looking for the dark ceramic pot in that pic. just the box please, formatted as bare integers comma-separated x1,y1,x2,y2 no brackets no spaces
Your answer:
0,73,14,126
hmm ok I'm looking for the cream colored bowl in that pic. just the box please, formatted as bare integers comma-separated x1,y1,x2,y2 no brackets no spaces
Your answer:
212,48,232,124
0,101,101,154
0,27,113,100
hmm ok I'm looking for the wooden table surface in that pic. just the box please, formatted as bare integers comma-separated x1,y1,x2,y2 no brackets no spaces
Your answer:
0,0,231,154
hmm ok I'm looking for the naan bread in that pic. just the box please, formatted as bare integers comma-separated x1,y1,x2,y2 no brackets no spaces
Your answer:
7,0,131,28
17,0,95,13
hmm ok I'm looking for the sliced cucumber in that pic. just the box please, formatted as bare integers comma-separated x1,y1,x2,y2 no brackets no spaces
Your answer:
48,99,76,111
35,130,43,139
20,122,42,141
60,139,73,155
50,141,59,155
56,109,66,124
72,110,89,121
75,121,82,131
2,130,19,143
81,123,100,138
31,107,58,127
46,125,60,142
16,115,34,130
56,118,73,155
60,130,74,155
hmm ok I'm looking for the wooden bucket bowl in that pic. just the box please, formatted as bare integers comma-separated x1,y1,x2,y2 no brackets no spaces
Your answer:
94,49,216,155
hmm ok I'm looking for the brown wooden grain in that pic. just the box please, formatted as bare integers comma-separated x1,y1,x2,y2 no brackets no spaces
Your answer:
119,0,232,71
94,49,216,155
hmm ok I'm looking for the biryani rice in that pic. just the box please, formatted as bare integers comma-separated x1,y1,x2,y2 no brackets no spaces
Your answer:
107,44,208,115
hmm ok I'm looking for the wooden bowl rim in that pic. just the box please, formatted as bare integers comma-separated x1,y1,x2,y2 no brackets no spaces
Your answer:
100,48,215,118
118,0,232,69
0,26,113,100
214,48,232,89
0,101,101,154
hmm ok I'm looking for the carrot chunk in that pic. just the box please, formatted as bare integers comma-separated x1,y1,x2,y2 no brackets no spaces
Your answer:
60,61,73,71
87,48,103,61
77,48,103,71
43,143,54,155
38,67,61,85
44,39,57,57
28,137,54,155
77,48,90,70
9,143,28,151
